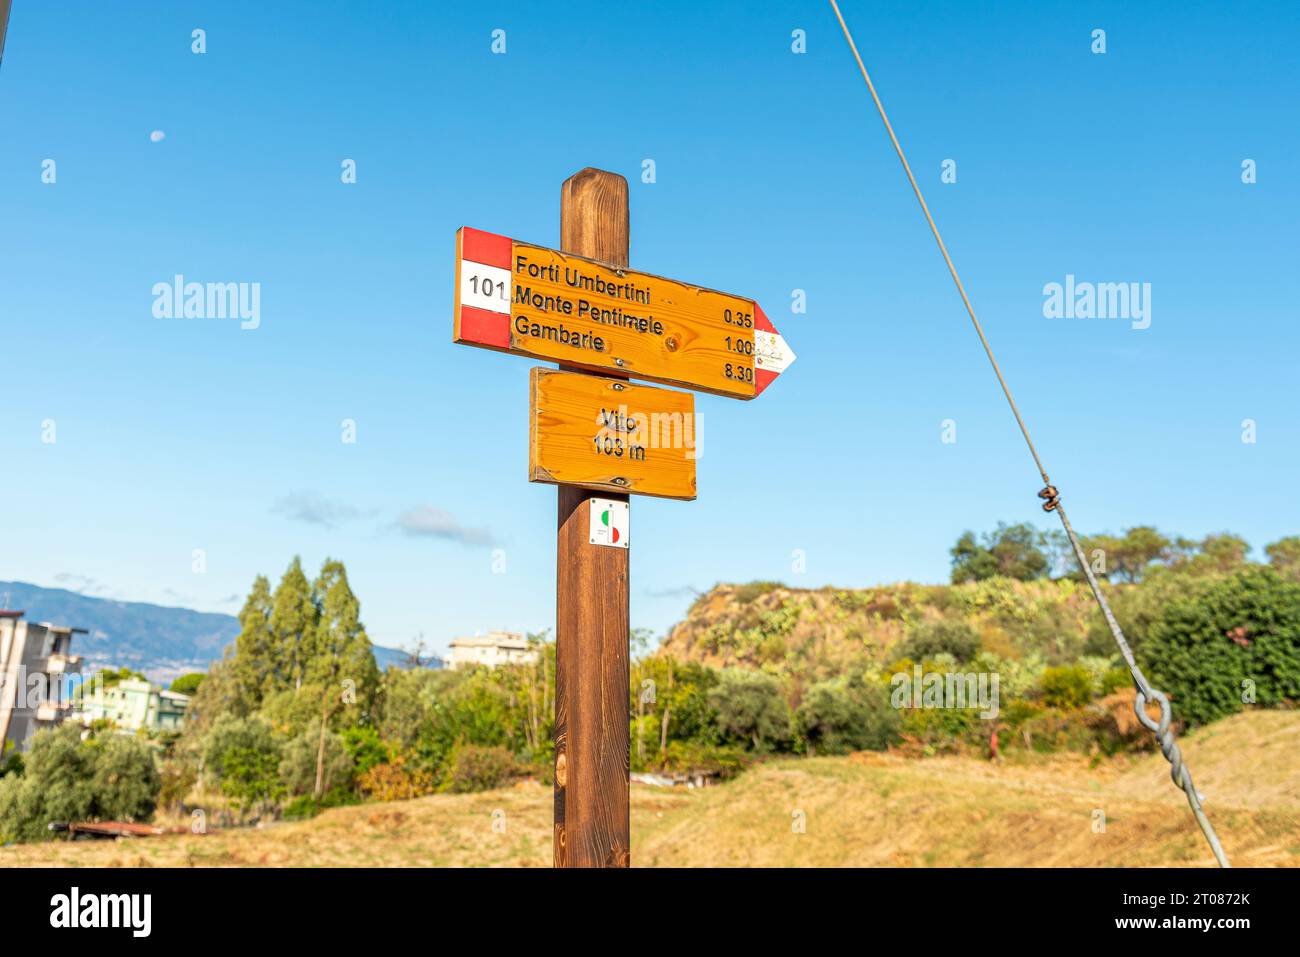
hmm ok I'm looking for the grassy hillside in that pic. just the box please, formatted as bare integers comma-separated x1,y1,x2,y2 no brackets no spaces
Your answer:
5,710,1295,868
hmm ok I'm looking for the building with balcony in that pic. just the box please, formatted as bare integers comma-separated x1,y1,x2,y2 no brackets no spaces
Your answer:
0,611,84,753
445,631,536,670
78,676,190,733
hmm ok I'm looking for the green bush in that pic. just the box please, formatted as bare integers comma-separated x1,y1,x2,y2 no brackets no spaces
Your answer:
0,724,161,843
341,726,388,777
443,743,516,793
416,671,513,773
201,715,283,814
895,619,981,664
795,676,900,754
87,733,162,821
1040,665,1094,709
655,741,751,779
1143,566,1300,727
707,669,791,752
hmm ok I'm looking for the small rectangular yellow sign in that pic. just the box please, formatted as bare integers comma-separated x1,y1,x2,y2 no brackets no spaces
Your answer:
529,368,698,501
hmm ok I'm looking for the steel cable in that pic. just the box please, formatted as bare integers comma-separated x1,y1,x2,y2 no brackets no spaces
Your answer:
830,0,1230,867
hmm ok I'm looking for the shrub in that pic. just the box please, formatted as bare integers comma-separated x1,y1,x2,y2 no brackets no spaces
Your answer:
87,733,162,821
1143,566,1300,727
443,743,516,793
201,715,283,814
1040,665,1094,709
0,724,161,843
707,670,791,752
733,581,784,603
795,676,899,754
220,745,284,814
357,754,435,802
895,619,981,664
416,672,513,772
341,726,388,777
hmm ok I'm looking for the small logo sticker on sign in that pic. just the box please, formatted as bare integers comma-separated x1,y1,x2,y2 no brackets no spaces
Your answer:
589,498,629,549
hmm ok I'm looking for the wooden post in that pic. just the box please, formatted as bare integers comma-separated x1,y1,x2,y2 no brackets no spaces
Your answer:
553,168,631,868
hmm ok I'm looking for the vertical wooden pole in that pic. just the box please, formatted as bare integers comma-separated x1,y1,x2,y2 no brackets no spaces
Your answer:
553,168,631,868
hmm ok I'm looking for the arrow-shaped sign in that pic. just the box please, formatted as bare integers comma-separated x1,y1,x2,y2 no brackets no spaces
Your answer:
454,227,795,399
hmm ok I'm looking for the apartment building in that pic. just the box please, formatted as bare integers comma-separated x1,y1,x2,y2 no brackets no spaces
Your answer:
79,676,190,733
445,631,536,670
0,611,84,753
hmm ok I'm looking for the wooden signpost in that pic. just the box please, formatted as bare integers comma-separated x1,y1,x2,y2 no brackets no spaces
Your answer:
453,167,794,867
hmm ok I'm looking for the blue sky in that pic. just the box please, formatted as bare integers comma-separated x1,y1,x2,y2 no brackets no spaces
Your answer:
1,1,1296,656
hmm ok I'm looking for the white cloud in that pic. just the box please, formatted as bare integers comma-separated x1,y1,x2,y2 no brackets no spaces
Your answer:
395,506,496,546
272,491,370,529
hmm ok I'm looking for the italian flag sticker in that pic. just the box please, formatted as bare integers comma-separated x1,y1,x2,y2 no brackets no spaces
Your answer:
589,498,630,549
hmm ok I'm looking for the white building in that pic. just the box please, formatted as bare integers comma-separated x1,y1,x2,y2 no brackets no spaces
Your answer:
0,611,84,753
445,631,536,670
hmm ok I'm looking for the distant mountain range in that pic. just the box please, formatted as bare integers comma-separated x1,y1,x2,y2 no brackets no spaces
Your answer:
0,581,409,683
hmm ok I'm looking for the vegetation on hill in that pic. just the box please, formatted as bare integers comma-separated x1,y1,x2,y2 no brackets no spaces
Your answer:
2,524,1297,845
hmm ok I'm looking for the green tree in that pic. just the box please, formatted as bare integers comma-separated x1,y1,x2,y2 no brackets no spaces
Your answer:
232,574,275,709
707,669,791,752
0,724,160,843
1265,536,1300,582
795,675,899,755
268,557,318,694
304,558,379,798
1081,526,1171,582
87,733,162,821
416,670,515,772
376,668,460,750
170,673,206,697
951,523,1049,583
1143,566,1300,727
1172,533,1251,577
201,715,284,814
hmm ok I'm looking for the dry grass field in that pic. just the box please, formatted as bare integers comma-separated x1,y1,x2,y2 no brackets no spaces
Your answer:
3,710,1297,868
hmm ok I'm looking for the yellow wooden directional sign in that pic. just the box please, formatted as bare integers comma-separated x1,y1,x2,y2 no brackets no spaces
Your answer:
529,368,697,501
455,227,795,399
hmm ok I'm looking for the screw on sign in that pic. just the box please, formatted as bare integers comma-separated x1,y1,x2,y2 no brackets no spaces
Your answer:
451,167,795,867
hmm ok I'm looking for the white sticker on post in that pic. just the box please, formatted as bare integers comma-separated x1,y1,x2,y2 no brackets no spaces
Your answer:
589,498,629,549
